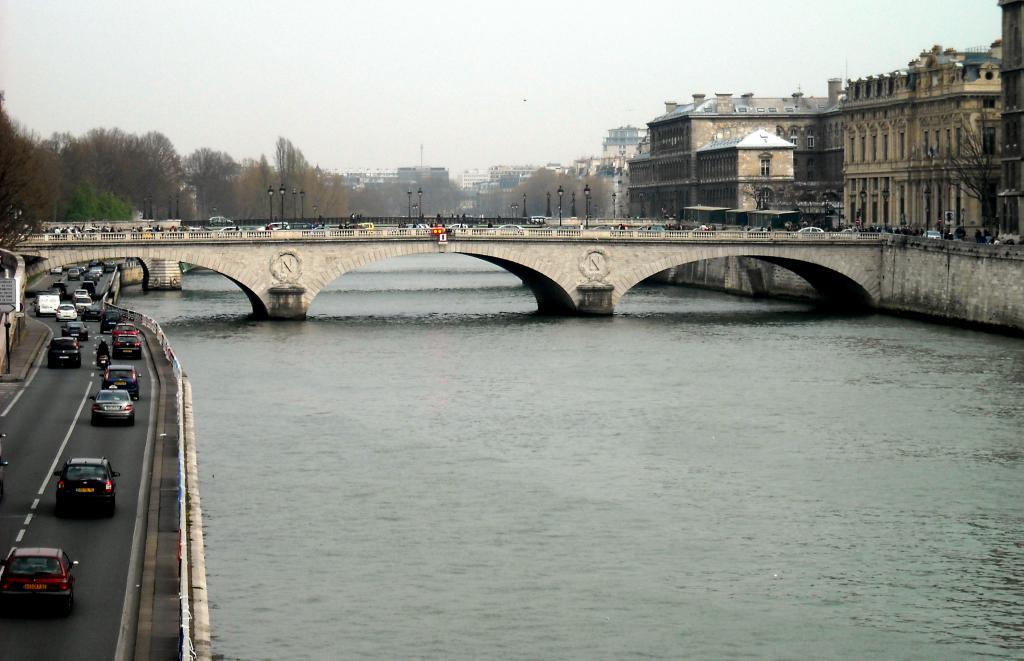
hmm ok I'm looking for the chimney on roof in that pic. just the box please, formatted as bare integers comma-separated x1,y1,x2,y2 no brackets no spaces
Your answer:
692,93,706,107
665,101,678,114
828,78,842,106
742,92,754,99
715,92,733,113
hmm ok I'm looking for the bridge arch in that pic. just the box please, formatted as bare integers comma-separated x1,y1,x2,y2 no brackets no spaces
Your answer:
607,246,878,310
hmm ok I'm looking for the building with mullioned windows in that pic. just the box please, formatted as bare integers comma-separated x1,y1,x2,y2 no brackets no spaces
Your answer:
628,82,844,220
844,43,1002,233
1000,0,1024,236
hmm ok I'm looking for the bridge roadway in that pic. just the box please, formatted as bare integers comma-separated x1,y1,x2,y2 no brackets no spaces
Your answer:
20,228,887,320
0,272,178,659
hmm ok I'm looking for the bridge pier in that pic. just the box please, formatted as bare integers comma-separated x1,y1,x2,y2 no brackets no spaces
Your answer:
265,286,308,320
144,258,182,290
575,283,615,315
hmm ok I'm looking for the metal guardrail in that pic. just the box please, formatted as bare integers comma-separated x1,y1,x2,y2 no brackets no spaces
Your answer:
24,228,886,244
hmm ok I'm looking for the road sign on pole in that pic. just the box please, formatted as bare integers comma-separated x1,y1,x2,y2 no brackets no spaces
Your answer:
0,278,19,312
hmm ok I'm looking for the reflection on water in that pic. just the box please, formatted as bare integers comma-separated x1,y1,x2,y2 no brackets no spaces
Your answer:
123,254,1024,661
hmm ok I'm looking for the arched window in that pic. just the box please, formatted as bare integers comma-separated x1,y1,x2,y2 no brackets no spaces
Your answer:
789,128,799,147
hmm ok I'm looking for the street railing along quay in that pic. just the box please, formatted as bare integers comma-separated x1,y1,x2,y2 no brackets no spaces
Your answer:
26,228,887,243
106,302,211,661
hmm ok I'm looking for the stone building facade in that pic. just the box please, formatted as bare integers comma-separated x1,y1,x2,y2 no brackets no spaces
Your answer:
844,43,1002,233
1000,0,1024,236
694,129,795,209
628,82,844,219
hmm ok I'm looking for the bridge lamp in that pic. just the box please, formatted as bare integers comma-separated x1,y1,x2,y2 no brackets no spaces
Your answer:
279,185,286,223
267,187,274,222
557,185,564,227
584,184,591,229
859,189,867,226
881,188,890,228
291,187,297,220
612,191,617,219
923,186,932,231
300,190,305,220
407,190,412,220
417,187,423,220
522,192,527,218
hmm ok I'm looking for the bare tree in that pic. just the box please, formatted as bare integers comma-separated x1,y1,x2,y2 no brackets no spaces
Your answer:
0,97,48,245
946,116,1000,228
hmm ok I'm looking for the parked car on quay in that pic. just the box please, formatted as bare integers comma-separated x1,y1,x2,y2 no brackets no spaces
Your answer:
61,321,89,342
47,337,82,368
90,389,136,425
55,304,78,322
0,546,77,615
54,457,119,515
112,333,143,359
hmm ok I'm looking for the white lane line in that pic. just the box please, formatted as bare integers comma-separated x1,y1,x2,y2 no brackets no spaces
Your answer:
30,498,39,510
36,381,93,496
1,323,54,417
23,513,32,526
15,529,25,543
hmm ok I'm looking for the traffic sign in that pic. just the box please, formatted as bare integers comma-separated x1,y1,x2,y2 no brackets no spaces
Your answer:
438,232,448,244
0,278,17,308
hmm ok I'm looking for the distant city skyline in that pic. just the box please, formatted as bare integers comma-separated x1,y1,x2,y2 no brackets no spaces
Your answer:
0,0,1001,173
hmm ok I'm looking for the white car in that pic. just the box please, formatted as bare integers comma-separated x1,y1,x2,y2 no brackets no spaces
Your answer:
924,230,943,239
797,226,825,233
56,304,78,321
49,265,63,275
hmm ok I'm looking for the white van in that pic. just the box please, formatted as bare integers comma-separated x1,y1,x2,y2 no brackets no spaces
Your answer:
35,293,61,317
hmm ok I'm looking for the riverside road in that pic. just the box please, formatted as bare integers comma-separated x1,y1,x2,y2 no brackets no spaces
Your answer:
0,269,179,660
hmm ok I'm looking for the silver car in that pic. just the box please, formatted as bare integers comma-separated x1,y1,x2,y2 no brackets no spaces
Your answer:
90,389,135,426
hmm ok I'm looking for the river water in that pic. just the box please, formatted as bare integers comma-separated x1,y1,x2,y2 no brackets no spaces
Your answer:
120,254,1024,661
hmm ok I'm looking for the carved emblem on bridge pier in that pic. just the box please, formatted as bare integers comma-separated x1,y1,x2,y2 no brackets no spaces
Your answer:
270,250,302,283
579,248,610,283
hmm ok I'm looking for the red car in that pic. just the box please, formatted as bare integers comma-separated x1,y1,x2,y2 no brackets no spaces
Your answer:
110,323,140,340
0,547,77,615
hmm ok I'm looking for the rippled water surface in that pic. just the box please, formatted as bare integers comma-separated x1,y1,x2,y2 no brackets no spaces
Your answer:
121,255,1024,660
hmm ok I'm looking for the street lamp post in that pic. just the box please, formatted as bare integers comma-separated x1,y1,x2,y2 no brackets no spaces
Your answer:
859,189,867,227
313,205,318,223
570,191,576,218
612,191,617,219
924,185,932,231
522,192,527,219
279,184,286,222
882,188,890,229
583,184,591,229
640,192,646,218
268,187,274,222
546,191,551,218
417,187,423,220
292,187,297,220
557,185,564,227
407,190,412,221
300,190,305,220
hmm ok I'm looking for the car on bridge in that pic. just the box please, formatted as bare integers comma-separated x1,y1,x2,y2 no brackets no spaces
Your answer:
497,225,525,234
0,547,77,615
54,457,119,516
797,226,825,233
61,320,90,342
90,389,136,425
47,337,82,368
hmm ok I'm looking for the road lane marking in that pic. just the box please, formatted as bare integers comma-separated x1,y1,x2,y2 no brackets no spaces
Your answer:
37,381,93,496
31,498,39,510
1,324,53,417
15,529,25,542
23,514,32,526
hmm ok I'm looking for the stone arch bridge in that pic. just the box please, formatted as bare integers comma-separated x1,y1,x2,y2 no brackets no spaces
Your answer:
20,228,885,319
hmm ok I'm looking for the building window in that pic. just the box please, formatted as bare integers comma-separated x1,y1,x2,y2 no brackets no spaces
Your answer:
790,129,799,146
984,98,996,109
871,135,877,161
899,131,905,160
883,134,889,161
807,134,815,149
983,126,997,155
861,136,866,161
760,157,771,177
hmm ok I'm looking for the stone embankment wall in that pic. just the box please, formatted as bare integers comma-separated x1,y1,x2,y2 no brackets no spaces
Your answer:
654,239,1024,333
879,237,1024,331
119,260,145,286
654,256,819,300
0,250,27,375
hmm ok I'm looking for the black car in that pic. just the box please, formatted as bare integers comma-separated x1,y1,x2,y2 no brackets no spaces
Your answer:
100,310,123,334
83,302,104,321
102,261,116,273
46,338,81,368
61,321,89,342
100,364,140,400
54,457,119,516
112,334,142,359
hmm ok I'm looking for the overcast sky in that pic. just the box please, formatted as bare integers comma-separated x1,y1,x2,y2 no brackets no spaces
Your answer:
0,0,1002,173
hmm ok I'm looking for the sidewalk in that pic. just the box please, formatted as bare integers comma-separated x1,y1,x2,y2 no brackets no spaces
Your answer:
0,317,51,383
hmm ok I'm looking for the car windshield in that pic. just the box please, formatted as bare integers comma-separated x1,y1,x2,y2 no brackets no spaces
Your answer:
107,369,134,380
66,465,107,480
7,556,62,576
97,389,131,401
51,339,77,348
